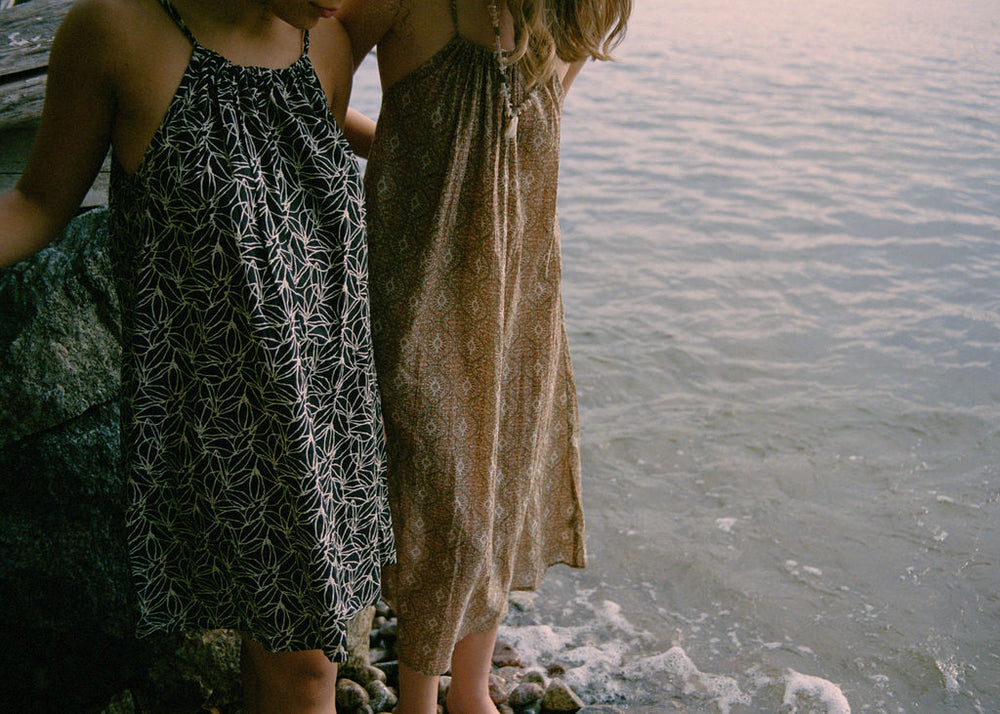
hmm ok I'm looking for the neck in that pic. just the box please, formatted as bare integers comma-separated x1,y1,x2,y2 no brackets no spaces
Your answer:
189,0,279,31
170,0,305,68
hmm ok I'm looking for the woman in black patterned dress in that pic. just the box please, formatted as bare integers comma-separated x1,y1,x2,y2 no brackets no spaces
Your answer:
0,0,393,711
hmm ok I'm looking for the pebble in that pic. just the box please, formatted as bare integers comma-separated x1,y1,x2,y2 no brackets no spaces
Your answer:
507,681,544,708
342,663,386,687
508,591,537,612
373,659,399,689
541,678,586,712
493,638,522,668
488,672,510,705
365,679,397,713
522,668,547,685
335,678,369,711
438,674,452,704
495,664,525,682
378,618,398,641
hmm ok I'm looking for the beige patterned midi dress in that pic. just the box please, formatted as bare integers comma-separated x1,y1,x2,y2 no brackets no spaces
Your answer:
365,20,587,674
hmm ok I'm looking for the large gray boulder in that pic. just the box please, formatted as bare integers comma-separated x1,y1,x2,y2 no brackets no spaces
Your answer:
0,208,142,710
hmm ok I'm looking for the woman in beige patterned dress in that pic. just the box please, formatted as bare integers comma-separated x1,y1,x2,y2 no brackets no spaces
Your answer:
337,1,630,711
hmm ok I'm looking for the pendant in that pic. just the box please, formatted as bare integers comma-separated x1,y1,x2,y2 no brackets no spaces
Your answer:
505,113,519,140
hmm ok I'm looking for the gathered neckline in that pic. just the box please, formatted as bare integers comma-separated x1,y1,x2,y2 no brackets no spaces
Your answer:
381,34,563,104
189,40,311,75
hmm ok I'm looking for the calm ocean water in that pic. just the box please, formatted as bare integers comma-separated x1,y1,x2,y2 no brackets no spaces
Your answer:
353,1,1000,711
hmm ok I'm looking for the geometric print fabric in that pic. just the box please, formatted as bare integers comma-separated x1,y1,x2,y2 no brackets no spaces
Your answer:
364,24,587,674
106,0,393,661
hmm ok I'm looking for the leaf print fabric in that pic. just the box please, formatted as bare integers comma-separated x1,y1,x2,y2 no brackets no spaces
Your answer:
106,0,393,661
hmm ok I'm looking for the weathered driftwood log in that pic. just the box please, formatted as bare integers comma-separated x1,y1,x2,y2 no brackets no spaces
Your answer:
1,0,107,202
0,0,72,129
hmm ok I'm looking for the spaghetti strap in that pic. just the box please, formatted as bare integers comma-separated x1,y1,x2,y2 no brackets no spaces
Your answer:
156,0,197,46
154,0,308,58
449,0,459,32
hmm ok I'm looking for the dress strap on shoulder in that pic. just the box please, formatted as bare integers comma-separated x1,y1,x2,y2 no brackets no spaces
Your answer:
302,30,310,54
449,0,460,31
156,0,198,46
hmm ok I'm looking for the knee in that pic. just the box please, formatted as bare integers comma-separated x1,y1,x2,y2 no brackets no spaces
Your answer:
282,659,337,707
244,641,338,713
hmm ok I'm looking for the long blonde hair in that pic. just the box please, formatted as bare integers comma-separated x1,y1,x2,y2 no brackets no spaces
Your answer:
507,0,632,89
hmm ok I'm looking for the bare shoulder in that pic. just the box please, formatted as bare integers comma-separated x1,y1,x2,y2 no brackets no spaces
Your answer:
56,0,181,76
310,15,353,66
335,0,400,65
54,0,126,62
309,17,353,89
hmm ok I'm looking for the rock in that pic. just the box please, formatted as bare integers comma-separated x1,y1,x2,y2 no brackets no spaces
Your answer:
347,607,376,667
374,660,400,689
365,679,397,713
540,678,585,712
101,689,138,714
140,630,241,714
0,208,140,711
496,665,524,682
523,668,547,685
336,678,370,711
578,706,625,714
508,681,545,709
493,638,522,668
508,592,537,613
498,705,517,714
342,662,387,688
378,618,398,641
0,208,121,450
489,672,511,705
438,674,452,704
546,662,567,678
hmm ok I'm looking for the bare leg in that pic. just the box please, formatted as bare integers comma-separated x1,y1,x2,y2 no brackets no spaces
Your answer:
239,634,338,714
395,661,441,714
445,627,500,714
241,637,262,713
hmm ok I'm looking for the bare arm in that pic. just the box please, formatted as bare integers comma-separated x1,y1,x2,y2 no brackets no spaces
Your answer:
560,59,588,96
0,0,115,268
343,108,376,159
311,19,376,158
336,0,397,70
310,17,355,131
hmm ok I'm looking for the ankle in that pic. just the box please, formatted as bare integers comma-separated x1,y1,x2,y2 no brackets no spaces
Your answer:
444,686,498,714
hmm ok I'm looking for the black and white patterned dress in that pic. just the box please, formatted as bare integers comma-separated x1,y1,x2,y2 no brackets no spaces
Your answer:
107,0,394,660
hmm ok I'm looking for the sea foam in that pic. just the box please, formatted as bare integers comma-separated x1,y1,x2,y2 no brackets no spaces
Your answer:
500,596,853,712
782,670,851,714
